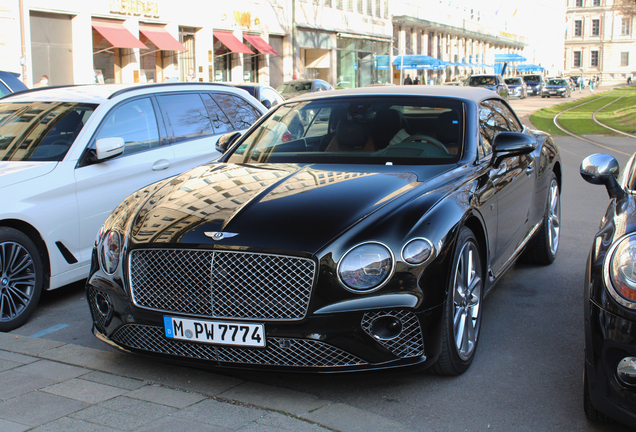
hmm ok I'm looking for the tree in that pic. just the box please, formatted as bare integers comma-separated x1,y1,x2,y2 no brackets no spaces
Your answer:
614,0,636,16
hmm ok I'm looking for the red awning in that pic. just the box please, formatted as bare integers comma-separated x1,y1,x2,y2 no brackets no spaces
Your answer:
214,31,253,54
243,34,279,56
92,19,147,49
139,24,186,51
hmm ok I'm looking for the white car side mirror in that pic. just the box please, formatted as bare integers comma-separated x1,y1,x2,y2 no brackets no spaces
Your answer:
95,137,125,160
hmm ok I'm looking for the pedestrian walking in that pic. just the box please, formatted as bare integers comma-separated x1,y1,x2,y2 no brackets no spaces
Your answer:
404,74,413,85
413,76,420,85
590,76,594,92
577,76,583,93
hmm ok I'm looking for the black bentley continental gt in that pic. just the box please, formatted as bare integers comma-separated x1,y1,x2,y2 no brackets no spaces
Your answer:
581,153,636,427
87,86,561,374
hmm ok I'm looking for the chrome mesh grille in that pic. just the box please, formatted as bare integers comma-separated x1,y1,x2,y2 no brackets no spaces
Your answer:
361,310,424,358
87,287,107,331
110,324,367,368
129,249,315,321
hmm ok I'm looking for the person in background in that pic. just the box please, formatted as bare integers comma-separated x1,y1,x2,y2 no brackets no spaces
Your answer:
403,74,412,85
413,76,420,85
577,76,583,93
33,75,49,88
590,76,594,92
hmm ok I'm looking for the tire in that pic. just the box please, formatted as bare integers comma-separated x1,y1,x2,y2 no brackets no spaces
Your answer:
584,366,614,423
0,227,44,331
523,172,560,265
431,226,484,376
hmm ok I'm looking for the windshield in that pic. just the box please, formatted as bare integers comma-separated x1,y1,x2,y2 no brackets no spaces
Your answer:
468,76,496,86
226,97,464,165
0,102,96,162
523,75,541,83
547,79,567,85
504,78,522,85
277,82,312,96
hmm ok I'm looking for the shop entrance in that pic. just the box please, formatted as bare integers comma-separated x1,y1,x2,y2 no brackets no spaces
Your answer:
30,11,74,86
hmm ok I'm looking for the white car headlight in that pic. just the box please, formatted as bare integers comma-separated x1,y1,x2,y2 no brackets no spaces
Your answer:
99,230,121,275
607,234,636,304
338,243,393,292
402,238,434,265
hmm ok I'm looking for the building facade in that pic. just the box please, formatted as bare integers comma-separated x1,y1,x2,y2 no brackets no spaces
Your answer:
565,0,636,81
0,0,289,88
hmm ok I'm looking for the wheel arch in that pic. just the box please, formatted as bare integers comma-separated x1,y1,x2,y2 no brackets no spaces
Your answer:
462,213,489,277
0,219,51,290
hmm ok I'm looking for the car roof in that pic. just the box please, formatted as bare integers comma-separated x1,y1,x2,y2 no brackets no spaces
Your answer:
1,82,235,104
288,85,502,104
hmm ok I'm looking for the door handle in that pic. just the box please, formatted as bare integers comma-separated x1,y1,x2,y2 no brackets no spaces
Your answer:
152,159,170,171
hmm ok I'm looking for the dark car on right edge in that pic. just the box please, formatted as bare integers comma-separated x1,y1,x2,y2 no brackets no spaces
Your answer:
580,152,636,428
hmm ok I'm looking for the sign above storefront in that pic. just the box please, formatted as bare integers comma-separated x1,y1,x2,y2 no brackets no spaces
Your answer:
220,11,260,29
110,0,159,18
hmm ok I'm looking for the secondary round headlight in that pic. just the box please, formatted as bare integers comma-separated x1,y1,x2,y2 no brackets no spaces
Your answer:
402,238,434,265
99,230,121,275
609,235,636,303
338,243,393,292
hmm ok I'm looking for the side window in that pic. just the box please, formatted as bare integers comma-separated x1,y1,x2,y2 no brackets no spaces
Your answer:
212,93,262,130
95,97,160,156
487,100,523,132
201,93,234,134
157,93,214,144
0,81,11,97
305,107,331,137
478,103,506,158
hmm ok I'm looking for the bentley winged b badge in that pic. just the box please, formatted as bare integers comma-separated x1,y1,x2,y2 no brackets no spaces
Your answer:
204,231,239,241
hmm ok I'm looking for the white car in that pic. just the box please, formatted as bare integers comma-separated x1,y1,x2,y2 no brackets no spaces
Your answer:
0,83,267,331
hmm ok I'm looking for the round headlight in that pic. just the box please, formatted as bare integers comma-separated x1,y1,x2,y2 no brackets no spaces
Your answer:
402,238,434,265
338,243,393,292
608,235,636,304
99,230,121,275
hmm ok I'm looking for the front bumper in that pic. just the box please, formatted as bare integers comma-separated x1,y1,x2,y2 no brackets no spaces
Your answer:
585,301,636,427
527,86,541,95
87,285,444,372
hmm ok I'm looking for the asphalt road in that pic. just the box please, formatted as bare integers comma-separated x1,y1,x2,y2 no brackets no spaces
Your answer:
9,89,636,431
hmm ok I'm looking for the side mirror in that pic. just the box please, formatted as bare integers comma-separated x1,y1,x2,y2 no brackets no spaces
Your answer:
492,132,537,166
95,137,124,160
261,99,272,109
215,131,242,153
580,153,625,200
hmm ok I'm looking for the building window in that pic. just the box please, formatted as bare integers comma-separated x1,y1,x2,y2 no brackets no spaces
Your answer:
375,0,381,16
347,0,353,11
592,19,600,36
591,50,599,66
593,0,600,5
622,18,631,35
384,0,388,18
573,51,581,67
574,20,582,36
324,0,332,7
367,0,372,15
357,0,363,13
621,52,629,66
576,0,582,6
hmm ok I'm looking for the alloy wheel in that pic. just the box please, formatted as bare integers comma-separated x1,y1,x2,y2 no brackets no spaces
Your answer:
548,180,560,256
0,241,36,324
452,240,482,361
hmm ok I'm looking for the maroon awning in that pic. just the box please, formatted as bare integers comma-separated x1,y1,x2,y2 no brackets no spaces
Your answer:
243,34,279,56
92,19,147,49
139,24,187,51
214,31,253,54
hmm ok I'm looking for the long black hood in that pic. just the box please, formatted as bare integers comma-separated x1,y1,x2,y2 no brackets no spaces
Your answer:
129,163,453,253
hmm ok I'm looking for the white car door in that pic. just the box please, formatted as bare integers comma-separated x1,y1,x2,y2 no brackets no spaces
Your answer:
74,96,174,265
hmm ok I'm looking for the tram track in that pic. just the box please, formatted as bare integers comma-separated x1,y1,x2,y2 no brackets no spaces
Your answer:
552,92,636,156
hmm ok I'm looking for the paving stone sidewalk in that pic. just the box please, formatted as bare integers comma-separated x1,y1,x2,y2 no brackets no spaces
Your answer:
0,333,417,432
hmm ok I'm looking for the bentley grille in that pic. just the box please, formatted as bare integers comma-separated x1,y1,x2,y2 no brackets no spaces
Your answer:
110,324,367,368
129,249,315,321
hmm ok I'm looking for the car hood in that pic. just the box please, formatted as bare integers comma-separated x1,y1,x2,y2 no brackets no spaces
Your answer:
0,161,57,189
129,163,453,253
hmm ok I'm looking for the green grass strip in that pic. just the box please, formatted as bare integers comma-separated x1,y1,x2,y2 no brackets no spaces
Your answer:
529,88,636,136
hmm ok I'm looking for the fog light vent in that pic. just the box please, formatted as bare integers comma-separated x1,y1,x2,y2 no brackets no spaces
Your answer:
88,287,113,330
617,357,636,386
361,310,424,359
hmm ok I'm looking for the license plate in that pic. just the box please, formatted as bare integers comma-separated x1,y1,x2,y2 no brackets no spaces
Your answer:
164,316,265,347
550,91,557,94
